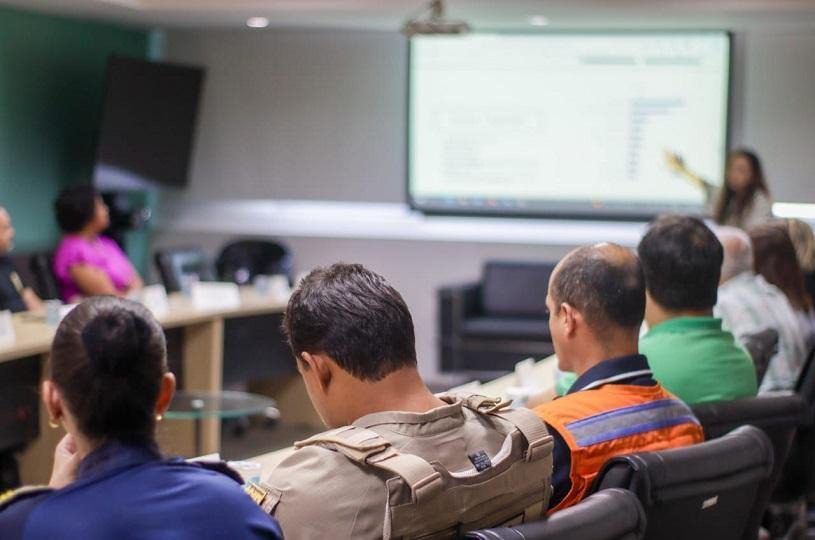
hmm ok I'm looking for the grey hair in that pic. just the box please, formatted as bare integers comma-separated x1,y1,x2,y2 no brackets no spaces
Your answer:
716,226,754,282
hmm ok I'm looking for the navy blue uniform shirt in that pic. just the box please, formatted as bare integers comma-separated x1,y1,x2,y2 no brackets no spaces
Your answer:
547,354,657,509
0,442,283,539
0,256,26,313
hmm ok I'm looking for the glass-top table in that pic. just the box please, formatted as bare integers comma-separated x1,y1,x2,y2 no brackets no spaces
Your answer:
165,390,280,456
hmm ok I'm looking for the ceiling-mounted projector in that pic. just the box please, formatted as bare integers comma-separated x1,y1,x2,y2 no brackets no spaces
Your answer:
401,0,471,37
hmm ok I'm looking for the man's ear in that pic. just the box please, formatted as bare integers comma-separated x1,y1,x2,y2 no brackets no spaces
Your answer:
155,373,177,417
42,380,63,423
560,303,579,338
301,352,332,392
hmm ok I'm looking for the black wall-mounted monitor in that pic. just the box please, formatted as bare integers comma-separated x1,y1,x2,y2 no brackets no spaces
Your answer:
94,56,205,190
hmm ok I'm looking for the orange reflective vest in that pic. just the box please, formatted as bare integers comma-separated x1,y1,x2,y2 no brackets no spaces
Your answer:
535,383,704,513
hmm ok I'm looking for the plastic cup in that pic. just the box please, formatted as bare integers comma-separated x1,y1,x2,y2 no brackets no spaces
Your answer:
228,460,262,485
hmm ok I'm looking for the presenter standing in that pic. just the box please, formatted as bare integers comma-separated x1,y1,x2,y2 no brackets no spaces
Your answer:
666,148,773,229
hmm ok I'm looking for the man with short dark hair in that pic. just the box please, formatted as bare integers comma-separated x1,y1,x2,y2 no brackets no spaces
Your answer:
638,215,757,403
534,243,703,513
255,263,554,539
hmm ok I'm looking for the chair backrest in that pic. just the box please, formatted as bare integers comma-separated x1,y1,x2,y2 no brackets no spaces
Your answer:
795,346,815,410
154,247,215,293
741,328,778,382
691,394,809,441
771,346,815,505
594,425,774,540
481,261,555,318
215,239,292,286
11,251,59,300
464,489,646,540
690,394,809,539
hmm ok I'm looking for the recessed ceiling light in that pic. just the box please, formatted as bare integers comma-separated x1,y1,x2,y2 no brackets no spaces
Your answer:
528,15,549,27
247,17,269,29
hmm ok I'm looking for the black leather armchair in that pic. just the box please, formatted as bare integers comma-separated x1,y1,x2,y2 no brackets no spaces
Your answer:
593,425,774,540
439,261,555,376
465,489,646,540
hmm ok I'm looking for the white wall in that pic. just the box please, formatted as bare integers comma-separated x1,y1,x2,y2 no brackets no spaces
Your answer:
164,29,406,203
736,30,815,201
155,27,815,377
163,27,815,205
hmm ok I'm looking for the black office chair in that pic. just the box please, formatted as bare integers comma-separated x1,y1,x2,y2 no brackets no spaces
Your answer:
439,260,556,377
593,425,774,540
691,394,809,539
804,271,815,309
464,489,646,540
774,346,815,503
154,247,216,293
795,345,815,409
215,239,292,286
741,328,779,383
10,251,59,300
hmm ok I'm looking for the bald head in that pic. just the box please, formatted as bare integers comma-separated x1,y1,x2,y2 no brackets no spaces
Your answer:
716,226,753,283
550,243,645,339
0,207,13,254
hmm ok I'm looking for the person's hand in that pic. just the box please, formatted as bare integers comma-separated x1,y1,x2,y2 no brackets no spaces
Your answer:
664,150,686,173
49,434,80,489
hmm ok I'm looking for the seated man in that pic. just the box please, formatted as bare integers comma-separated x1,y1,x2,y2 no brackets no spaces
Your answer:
254,263,553,539
714,226,807,392
0,207,41,312
639,215,757,403
534,243,704,513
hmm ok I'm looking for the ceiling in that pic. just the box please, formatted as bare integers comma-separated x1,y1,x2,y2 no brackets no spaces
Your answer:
3,0,815,31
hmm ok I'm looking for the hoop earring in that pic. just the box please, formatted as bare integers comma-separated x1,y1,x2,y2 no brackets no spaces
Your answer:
48,417,60,429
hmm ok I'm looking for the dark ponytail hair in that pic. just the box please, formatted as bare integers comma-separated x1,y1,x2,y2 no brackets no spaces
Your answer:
50,296,168,445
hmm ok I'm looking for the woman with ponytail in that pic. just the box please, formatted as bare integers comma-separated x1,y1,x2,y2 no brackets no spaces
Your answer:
0,297,283,539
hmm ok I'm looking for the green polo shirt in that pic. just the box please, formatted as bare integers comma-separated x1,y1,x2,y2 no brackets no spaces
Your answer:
554,316,758,403
640,316,757,404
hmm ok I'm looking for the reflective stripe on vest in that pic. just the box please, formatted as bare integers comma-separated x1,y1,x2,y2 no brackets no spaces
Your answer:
565,398,700,448
536,383,705,513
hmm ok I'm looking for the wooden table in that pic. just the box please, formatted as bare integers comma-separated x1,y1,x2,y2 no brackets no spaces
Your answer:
2,288,301,485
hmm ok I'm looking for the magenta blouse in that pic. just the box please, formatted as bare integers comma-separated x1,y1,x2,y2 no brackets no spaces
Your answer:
53,235,136,302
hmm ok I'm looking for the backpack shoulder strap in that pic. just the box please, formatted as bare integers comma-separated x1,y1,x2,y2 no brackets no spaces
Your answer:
447,392,553,462
295,425,443,503
493,407,554,462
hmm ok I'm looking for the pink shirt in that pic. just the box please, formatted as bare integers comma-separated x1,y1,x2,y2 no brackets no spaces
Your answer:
53,235,136,302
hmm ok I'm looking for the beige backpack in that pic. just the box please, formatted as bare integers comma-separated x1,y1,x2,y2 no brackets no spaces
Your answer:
295,394,554,539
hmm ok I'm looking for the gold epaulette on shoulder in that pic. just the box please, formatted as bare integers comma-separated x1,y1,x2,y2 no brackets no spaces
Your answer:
244,481,267,505
243,481,280,514
0,485,52,510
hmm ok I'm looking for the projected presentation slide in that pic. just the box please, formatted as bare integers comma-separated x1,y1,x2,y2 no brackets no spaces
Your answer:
408,32,731,218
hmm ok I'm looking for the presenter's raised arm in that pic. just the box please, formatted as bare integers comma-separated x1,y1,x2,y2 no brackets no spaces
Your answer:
664,150,716,193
